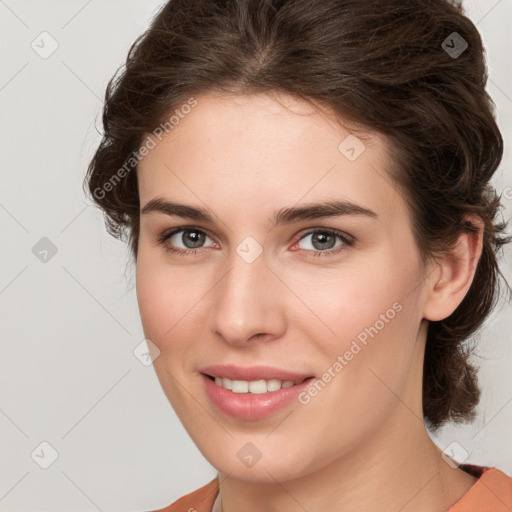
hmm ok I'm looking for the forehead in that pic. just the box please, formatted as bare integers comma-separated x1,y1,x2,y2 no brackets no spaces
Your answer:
137,92,405,223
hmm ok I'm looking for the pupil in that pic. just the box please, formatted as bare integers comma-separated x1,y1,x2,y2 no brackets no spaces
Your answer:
313,232,334,250
184,230,205,248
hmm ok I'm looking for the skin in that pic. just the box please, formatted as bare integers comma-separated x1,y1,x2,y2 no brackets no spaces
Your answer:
136,92,483,512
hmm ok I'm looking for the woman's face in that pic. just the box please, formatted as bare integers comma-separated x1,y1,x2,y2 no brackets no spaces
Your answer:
136,92,432,481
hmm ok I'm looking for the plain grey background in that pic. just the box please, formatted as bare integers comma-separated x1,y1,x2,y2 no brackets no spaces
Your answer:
1,1,511,511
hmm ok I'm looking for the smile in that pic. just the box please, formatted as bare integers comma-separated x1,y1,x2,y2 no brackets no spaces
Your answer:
201,372,315,420
209,375,308,394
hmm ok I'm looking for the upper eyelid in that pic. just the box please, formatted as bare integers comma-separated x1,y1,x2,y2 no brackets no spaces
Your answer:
164,226,216,242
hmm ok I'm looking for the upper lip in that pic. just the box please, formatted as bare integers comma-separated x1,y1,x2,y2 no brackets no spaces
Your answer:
201,364,313,382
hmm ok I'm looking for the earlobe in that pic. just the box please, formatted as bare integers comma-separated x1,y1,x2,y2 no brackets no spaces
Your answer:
423,216,484,322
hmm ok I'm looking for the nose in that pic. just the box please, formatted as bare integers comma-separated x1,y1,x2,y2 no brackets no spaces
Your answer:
209,248,286,346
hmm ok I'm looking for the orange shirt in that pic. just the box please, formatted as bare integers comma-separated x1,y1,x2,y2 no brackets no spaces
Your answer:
151,465,512,512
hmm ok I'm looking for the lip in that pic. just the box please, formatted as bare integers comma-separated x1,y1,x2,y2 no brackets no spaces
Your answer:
200,365,315,421
200,364,312,382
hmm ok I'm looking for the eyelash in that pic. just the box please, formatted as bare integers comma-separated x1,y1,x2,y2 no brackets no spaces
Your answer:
156,226,355,258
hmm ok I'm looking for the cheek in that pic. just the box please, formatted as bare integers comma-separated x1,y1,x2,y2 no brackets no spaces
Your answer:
136,252,183,346
135,248,214,355
313,271,422,405
289,278,422,463
293,252,424,405
288,253,421,350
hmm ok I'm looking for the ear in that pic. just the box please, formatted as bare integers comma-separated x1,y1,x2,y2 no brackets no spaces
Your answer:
422,216,484,322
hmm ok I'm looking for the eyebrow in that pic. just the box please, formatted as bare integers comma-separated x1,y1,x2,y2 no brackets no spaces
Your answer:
141,198,377,228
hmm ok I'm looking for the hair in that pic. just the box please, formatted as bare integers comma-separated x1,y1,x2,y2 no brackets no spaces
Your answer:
84,0,510,431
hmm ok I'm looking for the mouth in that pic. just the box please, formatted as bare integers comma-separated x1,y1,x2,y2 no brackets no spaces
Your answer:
203,374,313,394
200,367,316,420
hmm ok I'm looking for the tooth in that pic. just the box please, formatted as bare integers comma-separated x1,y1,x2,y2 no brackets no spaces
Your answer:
248,380,268,394
267,379,282,392
213,377,303,393
231,380,249,393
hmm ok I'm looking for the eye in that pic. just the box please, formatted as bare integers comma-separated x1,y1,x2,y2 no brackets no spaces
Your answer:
157,226,354,258
157,227,216,256
294,228,354,258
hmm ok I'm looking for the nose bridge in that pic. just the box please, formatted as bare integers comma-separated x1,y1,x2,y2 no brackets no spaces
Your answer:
210,243,283,344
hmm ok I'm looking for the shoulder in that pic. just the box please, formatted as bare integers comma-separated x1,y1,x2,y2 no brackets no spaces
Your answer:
448,465,512,511
149,478,219,512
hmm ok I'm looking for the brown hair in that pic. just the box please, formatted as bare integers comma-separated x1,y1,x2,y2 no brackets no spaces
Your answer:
84,0,510,431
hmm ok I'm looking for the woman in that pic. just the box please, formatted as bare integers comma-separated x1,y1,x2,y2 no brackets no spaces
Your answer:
85,0,512,510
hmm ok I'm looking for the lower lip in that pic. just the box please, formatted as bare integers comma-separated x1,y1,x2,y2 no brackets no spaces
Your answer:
201,374,314,420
